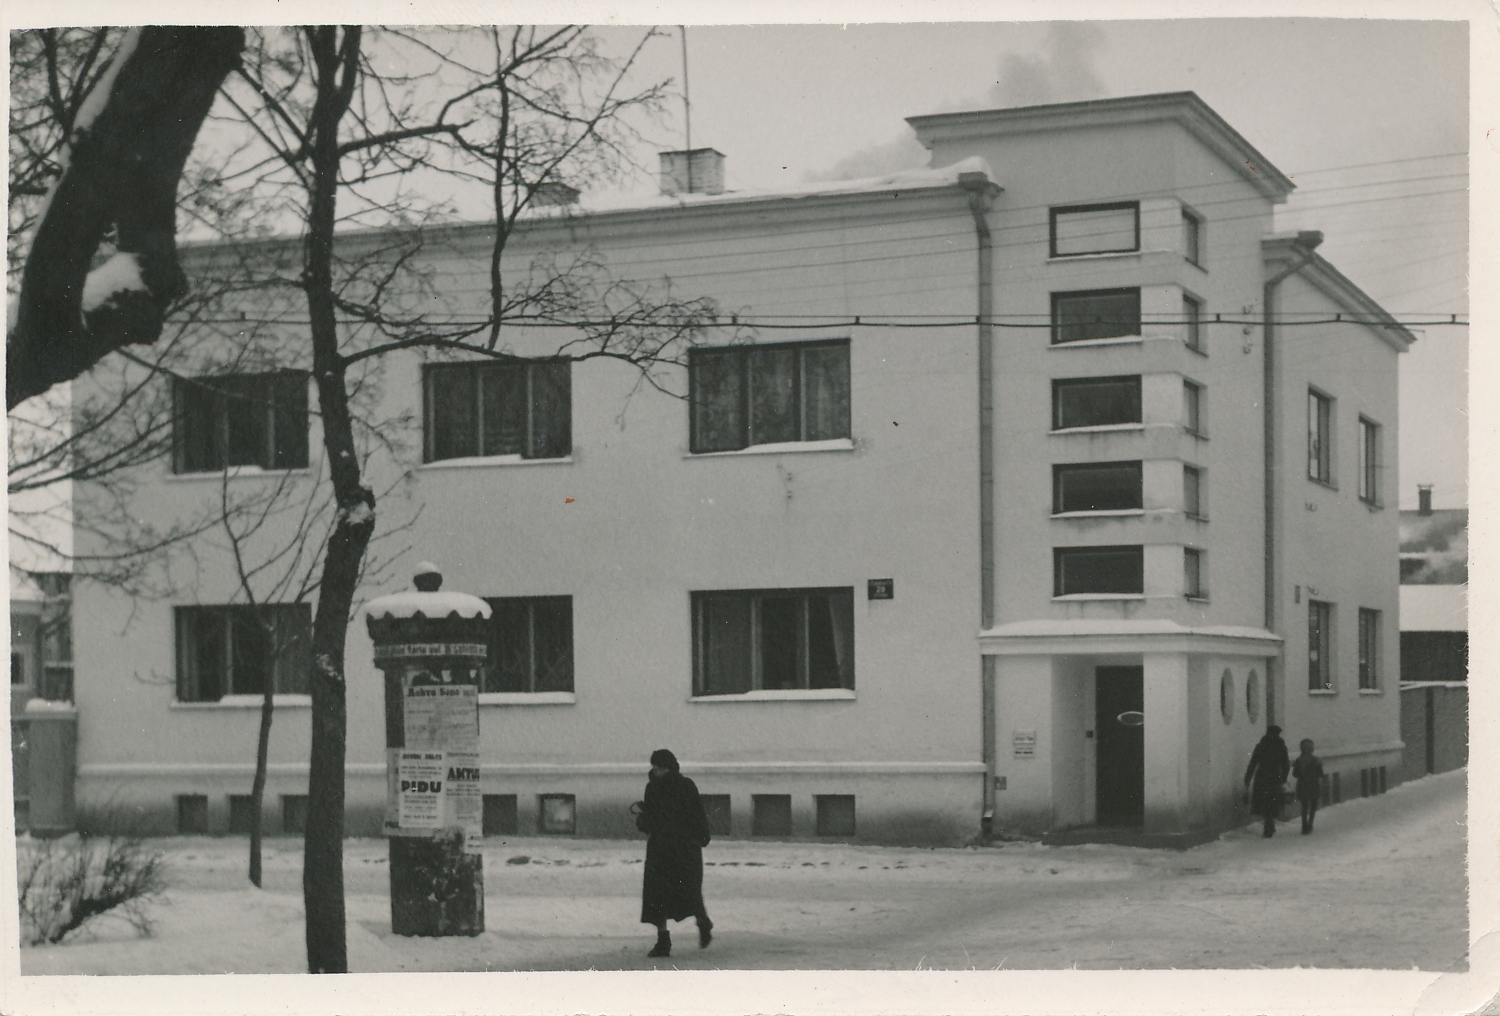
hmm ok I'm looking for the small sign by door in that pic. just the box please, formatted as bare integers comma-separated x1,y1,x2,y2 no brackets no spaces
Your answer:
868,578,894,600
1012,730,1036,758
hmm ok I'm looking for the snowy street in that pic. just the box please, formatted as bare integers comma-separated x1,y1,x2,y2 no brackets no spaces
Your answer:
19,769,1466,975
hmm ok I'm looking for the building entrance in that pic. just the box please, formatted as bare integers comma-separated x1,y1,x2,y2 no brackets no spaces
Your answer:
1095,666,1144,826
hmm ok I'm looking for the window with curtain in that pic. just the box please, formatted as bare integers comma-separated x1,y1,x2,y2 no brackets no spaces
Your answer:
689,340,850,452
175,604,312,702
692,587,854,695
425,360,571,462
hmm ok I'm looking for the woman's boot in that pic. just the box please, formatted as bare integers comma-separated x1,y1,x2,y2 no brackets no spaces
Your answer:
648,928,671,957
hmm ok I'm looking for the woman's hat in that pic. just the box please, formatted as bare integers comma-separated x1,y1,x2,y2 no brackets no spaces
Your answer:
650,748,679,771
1266,725,1282,736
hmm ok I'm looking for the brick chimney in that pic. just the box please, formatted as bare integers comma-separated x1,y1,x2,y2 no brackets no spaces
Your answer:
659,148,725,196
1418,485,1433,515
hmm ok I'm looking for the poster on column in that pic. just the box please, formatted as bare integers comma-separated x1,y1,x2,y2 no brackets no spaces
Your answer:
445,750,483,852
403,670,480,752
397,751,446,829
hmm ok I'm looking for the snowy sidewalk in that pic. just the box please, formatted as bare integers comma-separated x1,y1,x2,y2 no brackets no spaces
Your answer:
19,769,1467,974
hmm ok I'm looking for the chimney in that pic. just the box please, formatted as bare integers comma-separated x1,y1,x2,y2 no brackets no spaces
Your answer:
1418,485,1433,516
531,182,580,208
659,148,725,197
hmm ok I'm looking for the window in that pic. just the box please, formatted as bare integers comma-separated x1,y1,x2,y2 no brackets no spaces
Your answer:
692,588,854,696
483,794,518,836
1359,608,1381,690
173,372,309,473
1185,548,1205,599
701,795,732,837
177,794,209,835
424,360,571,462
752,794,792,836
1053,545,1143,596
689,340,850,453
1052,461,1142,513
282,795,309,834
228,795,256,835
1052,376,1141,430
1183,294,1203,352
1358,417,1381,503
10,652,24,686
816,795,856,837
1051,289,1141,344
1309,600,1334,691
1245,669,1261,723
538,794,576,835
482,597,573,694
1182,208,1203,266
1220,669,1234,724
1184,465,1203,518
1308,389,1333,483
1049,202,1139,257
175,604,312,703
1183,380,1204,435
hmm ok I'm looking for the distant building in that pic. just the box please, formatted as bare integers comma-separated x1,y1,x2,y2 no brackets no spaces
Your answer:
1397,486,1466,780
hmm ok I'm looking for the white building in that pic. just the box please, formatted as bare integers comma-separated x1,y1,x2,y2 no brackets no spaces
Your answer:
69,92,1410,845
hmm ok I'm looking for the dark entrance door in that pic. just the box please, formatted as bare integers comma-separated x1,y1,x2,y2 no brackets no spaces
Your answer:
1095,666,1144,826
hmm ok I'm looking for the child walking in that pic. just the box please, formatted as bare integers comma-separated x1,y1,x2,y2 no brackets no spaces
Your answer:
1291,738,1325,835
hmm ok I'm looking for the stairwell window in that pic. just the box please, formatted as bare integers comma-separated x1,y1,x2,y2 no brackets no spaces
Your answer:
175,604,312,702
692,587,854,695
1308,600,1334,692
1049,202,1139,257
425,360,571,462
1308,389,1334,484
1051,288,1141,344
173,372,309,473
689,340,850,452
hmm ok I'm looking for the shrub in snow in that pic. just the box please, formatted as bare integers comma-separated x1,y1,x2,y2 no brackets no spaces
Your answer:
16,832,166,945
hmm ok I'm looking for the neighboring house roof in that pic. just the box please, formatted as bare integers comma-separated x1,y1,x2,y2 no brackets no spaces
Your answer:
1400,509,1468,585
906,91,1295,202
1400,585,1467,632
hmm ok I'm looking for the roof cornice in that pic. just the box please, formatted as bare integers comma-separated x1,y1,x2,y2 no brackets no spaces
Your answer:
907,91,1295,204
1262,236,1417,350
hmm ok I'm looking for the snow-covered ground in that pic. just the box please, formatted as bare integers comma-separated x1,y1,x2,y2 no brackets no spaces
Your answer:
17,769,1467,975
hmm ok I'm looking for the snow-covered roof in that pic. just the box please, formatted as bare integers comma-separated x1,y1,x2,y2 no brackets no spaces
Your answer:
1400,585,1467,632
364,590,491,621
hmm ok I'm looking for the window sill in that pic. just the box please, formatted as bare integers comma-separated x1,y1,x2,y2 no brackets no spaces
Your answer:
1049,423,1146,436
1048,335,1143,350
1184,342,1208,357
171,695,312,710
1051,593,1145,602
1359,497,1384,511
1358,688,1383,696
1186,257,1207,273
420,455,573,470
686,438,855,458
1186,595,1210,603
1308,477,1338,491
1046,249,1143,263
1185,512,1209,522
1051,509,1145,519
689,689,856,702
166,467,311,482
1308,688,1338,697
479,692,576,706
1185,428,1208,440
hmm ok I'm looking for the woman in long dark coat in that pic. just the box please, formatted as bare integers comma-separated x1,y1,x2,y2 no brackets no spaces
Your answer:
639,748,712,957
1244,725,1290,838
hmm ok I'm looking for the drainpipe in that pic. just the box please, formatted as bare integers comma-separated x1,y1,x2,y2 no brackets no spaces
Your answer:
1262,230,1322,727
960,170,1001,840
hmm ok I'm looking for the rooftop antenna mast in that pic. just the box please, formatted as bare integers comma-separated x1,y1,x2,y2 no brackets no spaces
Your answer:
680,25,692,193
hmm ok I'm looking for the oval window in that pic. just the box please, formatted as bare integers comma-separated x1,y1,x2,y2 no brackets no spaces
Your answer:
1246,669,1261,723
1220,669,1234,724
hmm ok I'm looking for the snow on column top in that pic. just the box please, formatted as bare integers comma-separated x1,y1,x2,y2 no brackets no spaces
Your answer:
364,563,491,621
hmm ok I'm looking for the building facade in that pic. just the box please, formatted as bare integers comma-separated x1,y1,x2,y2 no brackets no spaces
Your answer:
68,92,1410,845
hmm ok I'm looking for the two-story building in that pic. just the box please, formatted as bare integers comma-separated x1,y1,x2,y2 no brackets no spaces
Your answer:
68,92,1411,845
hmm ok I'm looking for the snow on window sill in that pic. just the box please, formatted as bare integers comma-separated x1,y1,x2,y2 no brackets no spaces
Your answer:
167,467,311,482
479,692,576,706
420,455,573,470
1308,688,1338,697
1186,595,1211,604
171,695,312,710
689,688,856,702
1358,688,1383,696
1049,335,1143,350
1051,509,1145,519
686,438,855,459
1049,423,1146,436
1050,593,1146,602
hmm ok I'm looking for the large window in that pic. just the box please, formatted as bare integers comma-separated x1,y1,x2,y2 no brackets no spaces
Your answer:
1051,289,1141,344
1053,546,1143,596
425,360,571,462
1052,376,1141,430
1049,202,1139,258
176,604,312,702
1358,416,1381,504
692,587,854,695
1308,600,1334,691
1052,461,1142,513
689,340,850,453
482,596,573,693
173,372,308,473
1308,389,1333,483
1358,608,1381,690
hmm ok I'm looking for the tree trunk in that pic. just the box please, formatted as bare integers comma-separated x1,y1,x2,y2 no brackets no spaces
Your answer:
301,26,370,976
249,682,274,887
7,26,243,410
